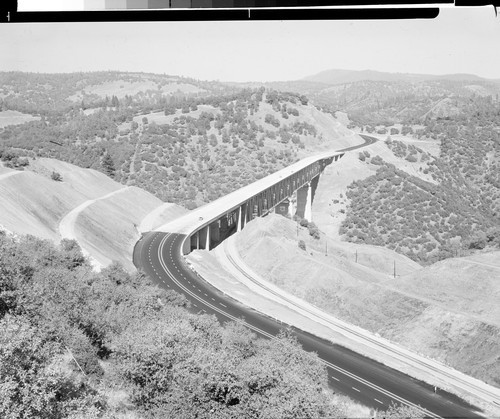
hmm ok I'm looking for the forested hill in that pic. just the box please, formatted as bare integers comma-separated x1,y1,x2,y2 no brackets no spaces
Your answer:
263,71,500,128
339,98,500,264
251,70,500,264
0,71,355,209
0,71,238,115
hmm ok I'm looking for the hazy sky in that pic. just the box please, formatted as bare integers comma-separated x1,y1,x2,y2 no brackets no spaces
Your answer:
1,6,499,82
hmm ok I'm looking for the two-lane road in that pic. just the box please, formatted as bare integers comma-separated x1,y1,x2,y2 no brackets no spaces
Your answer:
134,231,481,418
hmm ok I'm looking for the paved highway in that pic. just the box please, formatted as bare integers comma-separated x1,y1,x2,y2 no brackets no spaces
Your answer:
133,135,483,417
134,231,481,417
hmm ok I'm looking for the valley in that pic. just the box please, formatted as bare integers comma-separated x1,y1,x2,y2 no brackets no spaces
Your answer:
1,69,500,418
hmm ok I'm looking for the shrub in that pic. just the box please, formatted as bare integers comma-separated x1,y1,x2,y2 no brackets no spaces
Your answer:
51,171,63,181
298,240,306,251
307,222,321,240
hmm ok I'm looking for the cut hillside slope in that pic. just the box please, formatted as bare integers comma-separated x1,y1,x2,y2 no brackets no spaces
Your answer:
139,202,190,233
232,214,500,388
0,168,90,241
0,157,186,272
390,254,500,327
28,157,122,197
72,186,168,271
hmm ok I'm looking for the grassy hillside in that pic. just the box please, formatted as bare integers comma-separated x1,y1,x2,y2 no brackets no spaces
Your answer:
233,214,500,389
0,71,237,115
0,110,40,128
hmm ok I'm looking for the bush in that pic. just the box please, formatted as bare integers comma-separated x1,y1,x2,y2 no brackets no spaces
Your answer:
51,171,63,181
307,222,321,240
298,240,306,251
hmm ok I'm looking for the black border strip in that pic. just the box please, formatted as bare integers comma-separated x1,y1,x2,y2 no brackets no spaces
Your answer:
9,7,439,22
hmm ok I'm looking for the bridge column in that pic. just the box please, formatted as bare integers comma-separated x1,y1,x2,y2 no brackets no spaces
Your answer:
288,191,297,218
196,231,200,249
206,225,211,250
304,182,312,222
237,206,242,232
198,225,210,250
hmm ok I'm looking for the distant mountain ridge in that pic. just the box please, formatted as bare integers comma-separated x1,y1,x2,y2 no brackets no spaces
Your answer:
302,68,494,85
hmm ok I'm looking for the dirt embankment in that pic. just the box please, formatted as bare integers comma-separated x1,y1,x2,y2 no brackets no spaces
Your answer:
233,214,500,389
0,158,187,272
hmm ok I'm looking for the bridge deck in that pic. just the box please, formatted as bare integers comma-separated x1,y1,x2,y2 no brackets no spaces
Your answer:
156,150,345,235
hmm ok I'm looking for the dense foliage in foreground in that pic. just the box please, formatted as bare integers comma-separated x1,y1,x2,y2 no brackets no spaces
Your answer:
0,231,349,418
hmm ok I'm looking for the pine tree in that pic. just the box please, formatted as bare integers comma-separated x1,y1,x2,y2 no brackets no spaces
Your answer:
101,153,115,178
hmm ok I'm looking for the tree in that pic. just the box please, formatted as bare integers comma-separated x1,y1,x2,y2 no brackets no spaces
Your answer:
381,402,424,419
101,153,115,178
307,222,321,240
111,95,119,108
0,315,104,418
51,171,63,181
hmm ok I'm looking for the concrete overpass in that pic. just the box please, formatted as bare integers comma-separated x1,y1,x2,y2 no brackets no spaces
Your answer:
157,149,345,254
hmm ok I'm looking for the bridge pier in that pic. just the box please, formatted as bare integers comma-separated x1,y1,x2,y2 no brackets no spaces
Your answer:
288,193,297,218
304,182,312,221
198,225,210,250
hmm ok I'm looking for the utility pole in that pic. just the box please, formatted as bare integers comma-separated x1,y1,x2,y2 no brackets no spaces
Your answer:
325,240,328,256
393,260,396,278
355,249,358,263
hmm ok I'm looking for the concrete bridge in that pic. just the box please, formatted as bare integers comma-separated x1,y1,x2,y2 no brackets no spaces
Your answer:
156,149,346,254
153,134,377,254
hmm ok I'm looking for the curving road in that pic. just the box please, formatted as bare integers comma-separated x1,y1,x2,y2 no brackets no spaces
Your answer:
134,231,481,417
133,135,483,417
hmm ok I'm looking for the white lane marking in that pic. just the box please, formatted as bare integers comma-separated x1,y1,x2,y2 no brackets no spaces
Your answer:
220,303,227,308
352,387,361,392
374,398,384,404
330,376,340,382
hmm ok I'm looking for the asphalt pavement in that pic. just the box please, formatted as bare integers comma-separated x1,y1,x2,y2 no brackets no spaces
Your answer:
133,231,482,418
